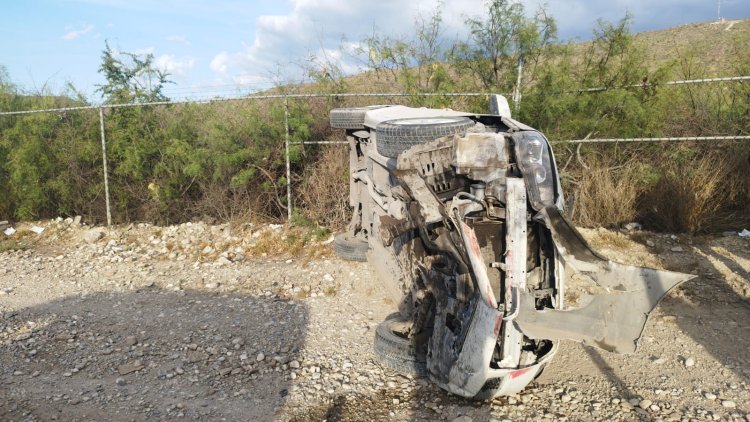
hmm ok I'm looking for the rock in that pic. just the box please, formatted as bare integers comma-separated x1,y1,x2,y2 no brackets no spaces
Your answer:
670,246,684,252
117,361,144,375
289,360,300,369
704,392,717,400
721,400,736,408
215,256,232,266
646,240,655,247
256,353,265,362
684,357,695,367
628,398,640,407
83,229,105,243
323,273,335,282
624,222,642,231
115,377,126,386
639,399,653,409
124,335,138,346
561,394,572,403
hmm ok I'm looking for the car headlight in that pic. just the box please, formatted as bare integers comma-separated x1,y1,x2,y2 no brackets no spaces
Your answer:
513,131,557,211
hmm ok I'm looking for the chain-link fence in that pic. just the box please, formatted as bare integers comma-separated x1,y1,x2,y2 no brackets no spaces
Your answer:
1,76,749,226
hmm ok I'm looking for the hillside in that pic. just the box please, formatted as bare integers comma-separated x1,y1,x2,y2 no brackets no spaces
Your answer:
621,19,748,75
297,18,750,95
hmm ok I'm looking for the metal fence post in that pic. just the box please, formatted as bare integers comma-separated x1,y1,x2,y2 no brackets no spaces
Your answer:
512,56,524,115
98,106,112,226
284,96,292,224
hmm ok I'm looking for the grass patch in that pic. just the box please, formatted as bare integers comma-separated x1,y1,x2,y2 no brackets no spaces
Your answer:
588,230,633,250
0,238,26,253
249,226,333,259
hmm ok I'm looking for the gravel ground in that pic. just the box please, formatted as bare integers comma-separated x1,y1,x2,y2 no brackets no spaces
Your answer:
1,219,749,421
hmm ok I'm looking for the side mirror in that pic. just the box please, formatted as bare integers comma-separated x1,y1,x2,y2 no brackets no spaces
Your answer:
489,94,511,119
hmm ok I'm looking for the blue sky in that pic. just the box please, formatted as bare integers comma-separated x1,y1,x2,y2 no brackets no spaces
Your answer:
1,0,747,102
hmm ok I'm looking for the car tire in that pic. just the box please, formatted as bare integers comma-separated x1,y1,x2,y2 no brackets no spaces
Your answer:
375,117,474,158
330,106,388,129
373,313,428,377
333,232,368,262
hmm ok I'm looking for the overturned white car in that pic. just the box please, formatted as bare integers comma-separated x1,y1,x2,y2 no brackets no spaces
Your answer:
330,97,693,399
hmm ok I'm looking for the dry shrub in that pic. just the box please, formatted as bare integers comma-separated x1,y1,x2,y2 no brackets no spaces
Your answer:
188,181,287,226
641,150,750,234
571,158,641,228
297,146,350,229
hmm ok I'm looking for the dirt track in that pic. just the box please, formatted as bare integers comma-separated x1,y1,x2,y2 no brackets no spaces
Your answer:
1,220,749,421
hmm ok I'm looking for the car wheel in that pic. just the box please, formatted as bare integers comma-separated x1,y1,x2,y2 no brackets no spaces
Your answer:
333,232,368,262
375,116,474,158
373,313,428,377
330,106,388,129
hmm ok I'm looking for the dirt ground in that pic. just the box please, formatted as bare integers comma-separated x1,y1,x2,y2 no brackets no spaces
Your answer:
1,219,749,421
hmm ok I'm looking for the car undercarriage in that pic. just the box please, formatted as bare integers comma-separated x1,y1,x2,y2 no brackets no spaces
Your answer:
330,98,693,399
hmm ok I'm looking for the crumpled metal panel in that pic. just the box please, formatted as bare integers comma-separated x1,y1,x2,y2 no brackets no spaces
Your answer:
514,206,695,353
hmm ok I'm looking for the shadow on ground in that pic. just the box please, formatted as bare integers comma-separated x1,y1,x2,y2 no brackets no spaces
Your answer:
0,288,308,421
665,240,750,381
543,234,750,417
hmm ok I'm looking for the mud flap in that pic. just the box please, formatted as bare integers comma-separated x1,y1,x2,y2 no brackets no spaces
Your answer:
514,206,696,354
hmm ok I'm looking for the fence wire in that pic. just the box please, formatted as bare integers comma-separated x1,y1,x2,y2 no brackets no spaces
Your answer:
560,135,750,144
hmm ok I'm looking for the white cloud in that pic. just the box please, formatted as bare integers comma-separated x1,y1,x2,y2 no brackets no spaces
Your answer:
62,24,95,41
208,0,483,86
155,54,196,78
210,52,230,75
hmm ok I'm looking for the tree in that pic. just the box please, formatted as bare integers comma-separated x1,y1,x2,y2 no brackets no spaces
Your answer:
93,42,176,221
451,0,557,92
359,4,453,96
96,41,171,104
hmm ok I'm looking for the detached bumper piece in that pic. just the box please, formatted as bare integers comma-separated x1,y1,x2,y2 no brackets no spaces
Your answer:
514,206,695,354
